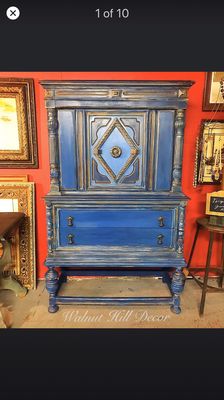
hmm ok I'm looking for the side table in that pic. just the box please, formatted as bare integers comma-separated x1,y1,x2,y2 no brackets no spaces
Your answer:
0,212,27,297
187,217,224,316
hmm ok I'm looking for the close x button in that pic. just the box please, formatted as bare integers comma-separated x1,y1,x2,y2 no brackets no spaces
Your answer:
6,6,20,20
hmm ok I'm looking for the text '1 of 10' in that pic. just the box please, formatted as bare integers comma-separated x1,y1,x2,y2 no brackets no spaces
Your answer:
95,9,130,19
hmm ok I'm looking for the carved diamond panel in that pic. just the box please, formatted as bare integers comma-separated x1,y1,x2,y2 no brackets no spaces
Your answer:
87,111,148,189
93,119,139,182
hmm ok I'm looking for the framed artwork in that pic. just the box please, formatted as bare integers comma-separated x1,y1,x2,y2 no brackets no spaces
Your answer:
196,120,224,185
202,72,224,111
0,78,38,168
0,182,36,289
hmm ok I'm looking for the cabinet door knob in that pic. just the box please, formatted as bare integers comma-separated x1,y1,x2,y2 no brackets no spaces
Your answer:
111,146,122,158
67,234,74,245
158,216,165,227
157,234,164,245
67,216,73,226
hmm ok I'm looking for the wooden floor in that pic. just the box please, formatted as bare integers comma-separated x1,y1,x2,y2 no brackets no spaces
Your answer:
0,277,224,328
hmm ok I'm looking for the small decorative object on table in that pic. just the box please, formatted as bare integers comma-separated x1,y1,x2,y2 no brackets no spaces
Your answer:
206,190,224,226
206,164,224,227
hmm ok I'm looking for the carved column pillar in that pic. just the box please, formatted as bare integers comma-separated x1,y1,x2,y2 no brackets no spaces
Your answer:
177,202,186,254
46,201,54,253
172,109,185,192
47,108,60,194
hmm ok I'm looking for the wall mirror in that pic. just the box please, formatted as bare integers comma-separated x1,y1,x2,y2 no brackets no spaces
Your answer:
0,182,36,288
0,78,38,168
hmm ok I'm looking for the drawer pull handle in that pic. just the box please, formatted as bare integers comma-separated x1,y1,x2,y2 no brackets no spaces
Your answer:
157,234,164,245
67,234,74,245
158,216,165,227
67,216,73,227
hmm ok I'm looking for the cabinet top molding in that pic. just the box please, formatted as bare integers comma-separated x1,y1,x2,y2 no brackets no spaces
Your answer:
40,80,194,107
40,80,194,88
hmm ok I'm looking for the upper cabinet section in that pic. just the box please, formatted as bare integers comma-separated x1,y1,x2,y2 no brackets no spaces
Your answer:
41,81,194,194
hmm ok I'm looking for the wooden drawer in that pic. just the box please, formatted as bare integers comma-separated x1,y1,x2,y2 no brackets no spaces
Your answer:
59,226,173,247
58,209,174,229
57,208,175,248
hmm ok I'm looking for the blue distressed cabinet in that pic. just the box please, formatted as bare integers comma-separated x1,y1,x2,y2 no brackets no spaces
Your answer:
41,80,194,313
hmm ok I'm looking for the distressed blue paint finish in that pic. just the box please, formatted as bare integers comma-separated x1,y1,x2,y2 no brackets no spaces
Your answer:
98,127,132,175
59,209,173,228
59,227,173,247
41,80,194,313
154,111,175,191
58,110,77,190
55,295,173,305
45,252,187,268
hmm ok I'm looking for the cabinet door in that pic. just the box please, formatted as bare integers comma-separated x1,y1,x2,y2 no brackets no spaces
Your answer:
153,111,175,191
86,111,149,190
58,110,77,190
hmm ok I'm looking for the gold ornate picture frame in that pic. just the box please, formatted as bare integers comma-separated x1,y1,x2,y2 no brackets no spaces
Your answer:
196,120,224,185
0,78,38,168
0,175,28,182
203,72,224,111
0,182,36,289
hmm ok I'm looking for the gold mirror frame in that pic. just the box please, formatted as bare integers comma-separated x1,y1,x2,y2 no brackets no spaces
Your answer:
0,78,38,168
0,175,28,182
0,182,36,289
203,72,224,111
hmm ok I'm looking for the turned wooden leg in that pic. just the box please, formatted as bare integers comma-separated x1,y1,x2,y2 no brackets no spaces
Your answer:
187,223,200,269
218,234,224,289
199,232,214,316
170,267,185,314
45,267,59,313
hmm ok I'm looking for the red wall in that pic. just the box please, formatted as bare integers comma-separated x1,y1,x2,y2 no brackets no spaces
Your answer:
0,71,223,279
